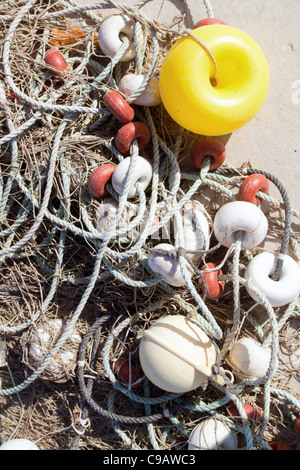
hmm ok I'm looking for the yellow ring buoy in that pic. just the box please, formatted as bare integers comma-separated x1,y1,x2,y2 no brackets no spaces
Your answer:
159,25,269,136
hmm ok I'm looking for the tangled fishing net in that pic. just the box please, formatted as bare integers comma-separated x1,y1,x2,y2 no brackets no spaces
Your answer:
0,0,299,451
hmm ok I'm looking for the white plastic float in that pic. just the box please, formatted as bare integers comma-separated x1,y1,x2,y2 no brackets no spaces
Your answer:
95,197,135,234
139,315,218,393
111,156,153,199
98,15,137,62
229,337,273,380
0,438,40,450
244,251,300,307
181,200,210,262
213,201,268,248
118,73,161,106
95,197,161,242
21,319,81,382
147,243,194,287
188,418,238,450
95,197,119,233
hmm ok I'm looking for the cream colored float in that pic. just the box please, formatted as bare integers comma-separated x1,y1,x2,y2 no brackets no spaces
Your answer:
95,197,135,234
147,243,194,287
244,251,300,307
139,315,223,393
21,318,82,383
118,74,161,106
181,200,210,262
229,337,274,380
0,438,40,450
111,156,153,198
213,201,268,249
188,418,238,450
98,15,137,62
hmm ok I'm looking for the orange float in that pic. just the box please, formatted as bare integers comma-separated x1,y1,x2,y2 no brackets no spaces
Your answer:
193,18,227,28
114,356,141,389
227,403,263,425
269,441,293,450
115,122,150,155
88,164,116,199
45,49,67,77
104,91,134,123
191,139,226,171
294,418,300,436
238,173,269,205
199,262,224,300
50,28,99,48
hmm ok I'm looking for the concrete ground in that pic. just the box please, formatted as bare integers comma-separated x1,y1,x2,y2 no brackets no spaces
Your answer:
74,0,300,214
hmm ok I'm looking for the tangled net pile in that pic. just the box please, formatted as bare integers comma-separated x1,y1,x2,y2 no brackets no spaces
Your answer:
0,0,299,451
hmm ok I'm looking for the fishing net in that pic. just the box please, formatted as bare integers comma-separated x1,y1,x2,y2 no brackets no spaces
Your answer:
0,0,299,451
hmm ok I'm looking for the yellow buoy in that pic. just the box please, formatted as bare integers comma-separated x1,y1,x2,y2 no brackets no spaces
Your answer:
159,25,269,136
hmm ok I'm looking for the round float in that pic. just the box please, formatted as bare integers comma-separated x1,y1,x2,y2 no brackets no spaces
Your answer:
139,314,217,393
244,251,300,307
159,25,269,136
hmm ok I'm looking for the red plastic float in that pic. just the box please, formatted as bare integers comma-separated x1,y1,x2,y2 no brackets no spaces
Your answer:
8,89,21,101
115,122,150,155
238,173,269,205
199,262,224,300
88,163,116,199
44,49,68,77
193,18,227,28
294,418,300,436
103,91,134,123
114,357,141,390
269,441,293,450
227,403,263,425
191,139,226,171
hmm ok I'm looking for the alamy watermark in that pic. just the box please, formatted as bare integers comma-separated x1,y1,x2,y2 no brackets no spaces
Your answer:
95,199,209,244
